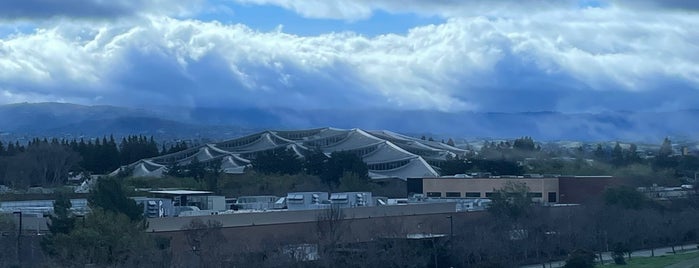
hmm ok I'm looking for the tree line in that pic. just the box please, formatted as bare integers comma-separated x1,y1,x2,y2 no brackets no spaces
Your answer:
0,136,189,188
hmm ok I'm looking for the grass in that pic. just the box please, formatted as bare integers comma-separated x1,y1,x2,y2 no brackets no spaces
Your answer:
601,251,699,268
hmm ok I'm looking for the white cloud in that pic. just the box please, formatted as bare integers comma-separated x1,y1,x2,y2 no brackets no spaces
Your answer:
233,0,580,20
0,3,697,112
0,0,204,21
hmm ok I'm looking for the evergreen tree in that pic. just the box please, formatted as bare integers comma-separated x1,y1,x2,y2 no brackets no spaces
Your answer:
321,151,369,186
446,138,455,147
593,144,606,160
625,143,640,164
513,136,536,151
251,148,303,175
304,149,328,176
611,142,624,167
47,193,76,234
656,137,677,169
89,177,144,223
42,193,77,257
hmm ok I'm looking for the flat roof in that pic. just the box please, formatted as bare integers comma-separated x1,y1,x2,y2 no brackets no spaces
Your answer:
148,190,213,195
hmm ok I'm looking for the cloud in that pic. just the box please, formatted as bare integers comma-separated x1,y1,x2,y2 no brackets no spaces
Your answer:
0,4,697,113
232,0,581,20
0,0,202,21
614,0,699,11
232,0,699,21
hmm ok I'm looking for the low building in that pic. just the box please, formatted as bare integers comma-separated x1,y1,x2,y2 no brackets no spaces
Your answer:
409,175,616,204
329,192,373,208
286,192,329,210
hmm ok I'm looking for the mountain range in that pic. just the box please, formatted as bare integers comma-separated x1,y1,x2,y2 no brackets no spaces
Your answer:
0,102,697,143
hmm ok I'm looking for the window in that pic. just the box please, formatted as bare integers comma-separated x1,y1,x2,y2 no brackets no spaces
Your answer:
446,192,461,198
465,192,481,198
426,192,442,198
485,192,495,198
528,192,543,198
548,192,557,203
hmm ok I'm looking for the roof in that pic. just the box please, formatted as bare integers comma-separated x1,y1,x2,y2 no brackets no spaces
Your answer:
114,128,468,180
148,190,213,195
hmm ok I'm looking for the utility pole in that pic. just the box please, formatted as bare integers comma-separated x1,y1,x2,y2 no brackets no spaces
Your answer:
446,215,453,238
13,211,21,267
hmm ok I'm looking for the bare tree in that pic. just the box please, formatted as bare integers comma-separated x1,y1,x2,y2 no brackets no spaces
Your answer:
182,219,227,268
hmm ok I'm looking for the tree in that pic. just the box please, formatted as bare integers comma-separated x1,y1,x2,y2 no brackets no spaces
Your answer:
251,148,303,175
513,136,536,151
321,151,369,186
563,249,595,268
88,177,144,222
0,214,17,267
604,186,649,210
42,193,77,259
447,138,455,146
3,142,81,187
338,171,371,192
439,159,471,176
304,149,328,176
655,137,677,169
594,144,606,160
611,142,625,167
488,181,532,221
182,219,227,268
45,209,156,267
48,193,75,234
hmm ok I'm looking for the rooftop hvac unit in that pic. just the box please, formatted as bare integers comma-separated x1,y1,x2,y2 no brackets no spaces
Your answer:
312,194,319,204
356,193,365,206
146,200,159,218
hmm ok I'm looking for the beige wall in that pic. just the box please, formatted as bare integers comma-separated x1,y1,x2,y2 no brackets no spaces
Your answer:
422,178,560,203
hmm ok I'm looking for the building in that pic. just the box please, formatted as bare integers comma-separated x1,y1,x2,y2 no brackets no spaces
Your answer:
110,128,469,180
286,192,330,210
329,192,373,208
408,175,616,204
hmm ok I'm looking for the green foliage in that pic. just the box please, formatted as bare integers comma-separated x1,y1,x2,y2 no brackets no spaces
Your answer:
42,193,77,259
0,140,81,188
604,186,650,210
612,242,628,265
513,136,537,151
303,149,328,176
338,171,372,192
218,172,329,197
612,142,625,167
119,135,160,165
47,193,75,235
322,151,369,186
487,181,532,220
45,209,156,267
0,214,16,267
89,177,144,222
251,148,303,175
563,249,595,268
439,158,471,176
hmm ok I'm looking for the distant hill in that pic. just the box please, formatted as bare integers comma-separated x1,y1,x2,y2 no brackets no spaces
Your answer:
1,102,697,142
0,103,254,141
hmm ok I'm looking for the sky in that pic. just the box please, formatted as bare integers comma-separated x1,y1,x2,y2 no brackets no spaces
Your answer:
0,0,698,114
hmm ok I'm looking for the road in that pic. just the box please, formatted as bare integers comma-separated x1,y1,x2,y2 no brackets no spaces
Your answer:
521,244,699,268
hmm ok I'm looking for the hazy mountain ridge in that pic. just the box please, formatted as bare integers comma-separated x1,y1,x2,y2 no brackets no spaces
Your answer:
1,103,697,143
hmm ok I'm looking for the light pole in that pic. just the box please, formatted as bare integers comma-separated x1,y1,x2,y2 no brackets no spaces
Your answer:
12,211,21,266
446,215,453,238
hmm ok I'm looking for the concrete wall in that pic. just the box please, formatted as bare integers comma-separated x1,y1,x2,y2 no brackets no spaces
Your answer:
421,178,560,202
147,202,458,232
159,210,489,265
